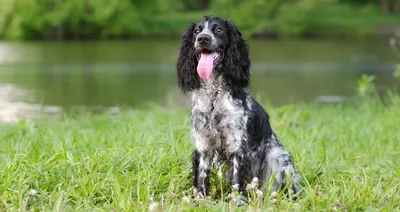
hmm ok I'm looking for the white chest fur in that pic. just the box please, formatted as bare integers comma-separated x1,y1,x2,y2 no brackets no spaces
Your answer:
190,76,249,155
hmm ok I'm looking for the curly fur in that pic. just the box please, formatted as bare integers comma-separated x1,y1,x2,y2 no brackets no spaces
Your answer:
221,21,250,96
176,15,302,203
177,22,200,92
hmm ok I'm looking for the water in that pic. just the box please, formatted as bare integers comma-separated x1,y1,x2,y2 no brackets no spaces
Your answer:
0,38,399,120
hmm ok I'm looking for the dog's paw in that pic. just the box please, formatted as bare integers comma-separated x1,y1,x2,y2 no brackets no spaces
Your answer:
234,196,248,207
194,191,205,199
228,192,248,206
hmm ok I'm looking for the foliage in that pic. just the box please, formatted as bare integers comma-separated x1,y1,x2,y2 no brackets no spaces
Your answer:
1,93,400,211
0,0,400,40
339,0,378,5
356,74,377,97
210,0,331,37
0,0,188,39
390,31,400,79
355,28,399,98
394,64,400,79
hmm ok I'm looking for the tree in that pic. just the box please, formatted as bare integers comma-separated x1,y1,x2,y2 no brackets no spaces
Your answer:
381,0,389,13
380,0,400,13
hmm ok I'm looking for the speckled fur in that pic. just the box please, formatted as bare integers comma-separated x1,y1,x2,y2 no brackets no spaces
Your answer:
177,16,302,202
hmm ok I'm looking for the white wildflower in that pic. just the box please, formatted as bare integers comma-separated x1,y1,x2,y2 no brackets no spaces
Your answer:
149,202,159,212
246,183,255,190
217,170,223,179
251,177,259,185
30,189,37,196
256,189,263,197
200,171,207,179
182,196,190,203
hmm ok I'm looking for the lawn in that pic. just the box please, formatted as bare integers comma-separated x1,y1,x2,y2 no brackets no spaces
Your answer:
0,93,400,211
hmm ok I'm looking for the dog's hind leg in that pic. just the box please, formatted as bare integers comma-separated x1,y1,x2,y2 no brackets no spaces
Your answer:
259,146,302,198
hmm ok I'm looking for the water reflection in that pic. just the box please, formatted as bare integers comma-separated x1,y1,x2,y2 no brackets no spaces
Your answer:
0,38,398,122
0,83,123,123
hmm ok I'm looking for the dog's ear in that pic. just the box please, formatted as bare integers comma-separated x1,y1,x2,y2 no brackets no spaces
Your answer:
177,22,200,93
223,20,250,94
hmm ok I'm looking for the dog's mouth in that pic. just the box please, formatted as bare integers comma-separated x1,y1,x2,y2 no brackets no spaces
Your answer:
196,49,223,80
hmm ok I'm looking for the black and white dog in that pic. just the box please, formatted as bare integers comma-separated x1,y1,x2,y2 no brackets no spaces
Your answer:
176,16,302,201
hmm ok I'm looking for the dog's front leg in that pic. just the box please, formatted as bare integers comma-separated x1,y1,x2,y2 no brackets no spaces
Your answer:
192,149,212,198
230,149,251,198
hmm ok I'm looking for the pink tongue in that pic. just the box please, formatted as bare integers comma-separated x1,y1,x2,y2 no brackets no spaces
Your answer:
197,52,217,80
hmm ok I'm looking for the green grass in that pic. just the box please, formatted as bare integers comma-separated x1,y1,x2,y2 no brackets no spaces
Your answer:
1,94,400,211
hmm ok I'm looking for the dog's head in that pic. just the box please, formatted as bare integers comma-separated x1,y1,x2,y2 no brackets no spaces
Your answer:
177,16,250,94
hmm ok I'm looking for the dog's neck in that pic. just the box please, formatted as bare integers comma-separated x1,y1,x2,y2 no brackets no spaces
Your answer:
200,72,225,93
190,72,226,102
192,70,248,100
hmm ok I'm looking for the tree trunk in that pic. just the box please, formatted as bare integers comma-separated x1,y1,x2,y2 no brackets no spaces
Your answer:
393,0,400,13
199,0,208,10
381,0,389,13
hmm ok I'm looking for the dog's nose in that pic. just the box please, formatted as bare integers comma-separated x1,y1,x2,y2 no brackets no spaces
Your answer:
197,34,211,44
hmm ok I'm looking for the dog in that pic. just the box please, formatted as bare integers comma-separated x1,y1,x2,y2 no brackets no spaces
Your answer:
176,15,302,203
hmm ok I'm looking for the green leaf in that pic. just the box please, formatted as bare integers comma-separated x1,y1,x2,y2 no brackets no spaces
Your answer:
394,64,400,79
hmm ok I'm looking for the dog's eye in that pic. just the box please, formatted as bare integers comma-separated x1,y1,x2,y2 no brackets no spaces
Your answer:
215,27,223,33
194,29,200,34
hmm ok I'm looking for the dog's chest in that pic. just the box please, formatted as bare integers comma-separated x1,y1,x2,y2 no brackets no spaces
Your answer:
191,79,246,152
192,90,238,129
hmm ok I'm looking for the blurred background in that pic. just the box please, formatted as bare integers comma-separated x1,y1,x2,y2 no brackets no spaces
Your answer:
0,0,399,121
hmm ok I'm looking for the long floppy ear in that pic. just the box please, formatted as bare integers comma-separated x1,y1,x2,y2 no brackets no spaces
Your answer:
177,22,200,93
223,20,250,94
